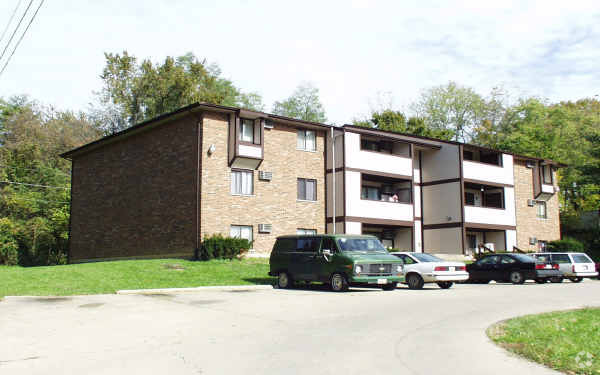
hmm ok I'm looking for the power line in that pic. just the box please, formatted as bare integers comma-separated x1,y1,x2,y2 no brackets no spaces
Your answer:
5,196,69,204
0,0,43,77
0,0,32,64
0,0,22,46
0,180,69,189
0,164,71,176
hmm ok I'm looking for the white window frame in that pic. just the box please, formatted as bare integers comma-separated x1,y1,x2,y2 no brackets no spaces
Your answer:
230,225,253,242
231,169,254,196
536,201,547,219
297,178,317,201
297,130,316,151
240,119,254,143
297,228,317,235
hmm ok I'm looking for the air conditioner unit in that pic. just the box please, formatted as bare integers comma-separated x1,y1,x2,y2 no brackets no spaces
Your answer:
258,171,272,181
527,199,535,207
258,224,272,233
529,237,537,245
526,161,535,169
264,120,274,129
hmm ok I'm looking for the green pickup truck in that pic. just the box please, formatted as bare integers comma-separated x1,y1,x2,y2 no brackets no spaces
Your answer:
269,234,405,292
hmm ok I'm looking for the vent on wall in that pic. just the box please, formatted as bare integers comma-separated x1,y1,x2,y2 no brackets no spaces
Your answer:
529,237,537,245
527,199,535,207
258,224,272,233
258,171,273,181
526,161,536,169
264,120,274,129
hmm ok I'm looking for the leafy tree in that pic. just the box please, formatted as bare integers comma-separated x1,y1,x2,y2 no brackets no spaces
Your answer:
95,51,264,133
0,97,101,265
411,81,486,142
272,83,327,123
354,109,454,140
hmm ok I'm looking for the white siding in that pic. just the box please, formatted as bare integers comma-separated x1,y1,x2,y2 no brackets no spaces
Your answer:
414,220,422,252
345,221,361,235
238,144,262,158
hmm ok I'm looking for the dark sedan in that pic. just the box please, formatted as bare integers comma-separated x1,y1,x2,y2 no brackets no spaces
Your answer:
466,253,562,284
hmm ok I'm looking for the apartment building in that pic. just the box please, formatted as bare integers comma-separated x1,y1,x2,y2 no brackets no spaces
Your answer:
326,125,562,255
62,103,561,262
62,103,328,262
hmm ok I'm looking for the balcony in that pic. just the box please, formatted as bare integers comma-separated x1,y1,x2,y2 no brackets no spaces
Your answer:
345,171,414,222
463,182,516,227
344,132,412,177
462,148,513,185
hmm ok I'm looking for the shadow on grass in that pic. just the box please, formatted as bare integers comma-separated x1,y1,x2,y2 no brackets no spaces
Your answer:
242,277,275,285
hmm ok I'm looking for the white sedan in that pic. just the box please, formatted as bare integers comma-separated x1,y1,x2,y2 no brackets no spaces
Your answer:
390,252,469,289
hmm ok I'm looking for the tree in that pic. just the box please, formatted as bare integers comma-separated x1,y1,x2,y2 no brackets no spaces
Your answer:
95,51,264,133
353,109,454,140
0,97,101,265
272,83,327,123
411,81,486,142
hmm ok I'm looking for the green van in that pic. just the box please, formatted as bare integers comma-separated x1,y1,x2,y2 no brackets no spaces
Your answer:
268,234,405,292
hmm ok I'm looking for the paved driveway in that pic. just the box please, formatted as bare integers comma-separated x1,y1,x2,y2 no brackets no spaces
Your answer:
1,280,599,375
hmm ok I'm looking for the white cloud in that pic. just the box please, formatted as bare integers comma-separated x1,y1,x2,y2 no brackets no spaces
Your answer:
0,0,598,124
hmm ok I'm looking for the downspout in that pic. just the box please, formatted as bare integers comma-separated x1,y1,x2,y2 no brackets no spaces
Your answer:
331,126,335,233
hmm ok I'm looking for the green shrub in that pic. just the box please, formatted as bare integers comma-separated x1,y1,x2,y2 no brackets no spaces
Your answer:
199,234,252,260
0,218,19,265
547,237,585,253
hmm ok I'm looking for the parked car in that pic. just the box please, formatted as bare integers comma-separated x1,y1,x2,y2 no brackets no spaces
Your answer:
269,235,404,292
389,252,468,289
531,252,598,282
466,253,561,284
596,263,599,279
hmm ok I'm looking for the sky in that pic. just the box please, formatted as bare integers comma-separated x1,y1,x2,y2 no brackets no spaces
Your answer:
0,0,599,125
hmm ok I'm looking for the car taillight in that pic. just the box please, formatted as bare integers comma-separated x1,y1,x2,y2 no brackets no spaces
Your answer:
553,264,559,270
535,264,546,270
456,266,466,271
434,266,449,271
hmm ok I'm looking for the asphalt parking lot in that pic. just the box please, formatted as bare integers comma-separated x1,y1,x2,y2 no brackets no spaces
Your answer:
1,280,599,375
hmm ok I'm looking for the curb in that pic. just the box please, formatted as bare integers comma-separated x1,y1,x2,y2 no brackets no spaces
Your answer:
116,284,274,295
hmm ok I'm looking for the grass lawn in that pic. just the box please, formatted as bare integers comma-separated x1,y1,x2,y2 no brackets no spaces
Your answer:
0,258,271,298
488,308,600,375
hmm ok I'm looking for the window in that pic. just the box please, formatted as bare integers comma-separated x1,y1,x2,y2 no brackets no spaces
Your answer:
296,237,320,252
552,254,571,264
538,240,547,251
231,170,253,195
361,186,381,200
399,255,416,265
477,255,499,265
542,165,552,184
297,130,316,151
500,256,516,264
240,119,254,143
572,254,593,263
230,225,253,242
536,201,547,219
465,192,475,205
297,228,317,235
297,178,317,201
321,238,336,253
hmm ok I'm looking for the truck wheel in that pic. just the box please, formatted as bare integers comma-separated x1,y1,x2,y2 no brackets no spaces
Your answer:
330,273,349,292
437,281,453,289
382,282,397,291
277,272,293,289
407,274,424,290
509,271,525,284
569,277,583,283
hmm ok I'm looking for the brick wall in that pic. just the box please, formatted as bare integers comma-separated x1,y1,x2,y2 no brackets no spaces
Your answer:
70,115,198,262
513,159,561,250
200,112,325,253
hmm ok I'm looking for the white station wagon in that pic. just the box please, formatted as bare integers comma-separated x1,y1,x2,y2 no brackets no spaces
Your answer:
390,252,469,289
531,252,598,282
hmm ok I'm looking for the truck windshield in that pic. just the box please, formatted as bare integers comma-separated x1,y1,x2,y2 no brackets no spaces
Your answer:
336,238,386,252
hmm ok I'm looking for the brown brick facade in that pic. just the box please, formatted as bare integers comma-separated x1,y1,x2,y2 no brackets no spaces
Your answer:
200,112,326,254
513,159,561,250
69,115,199,262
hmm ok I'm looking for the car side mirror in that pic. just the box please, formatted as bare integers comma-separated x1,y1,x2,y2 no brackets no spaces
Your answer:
322,249,332,256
